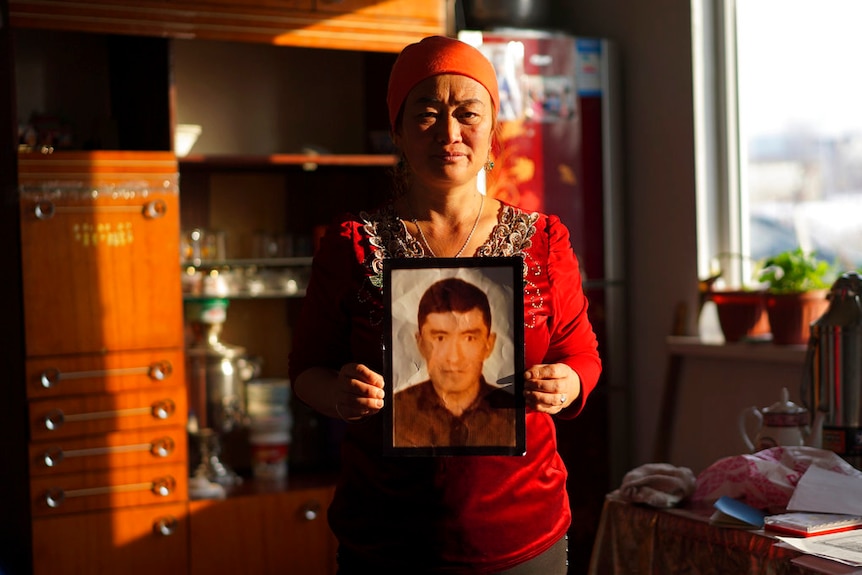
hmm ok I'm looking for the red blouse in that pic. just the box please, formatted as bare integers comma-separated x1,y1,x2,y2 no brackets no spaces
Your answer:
288,202,601,573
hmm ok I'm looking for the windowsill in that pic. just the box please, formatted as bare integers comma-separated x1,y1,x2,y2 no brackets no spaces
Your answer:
666,336,808,364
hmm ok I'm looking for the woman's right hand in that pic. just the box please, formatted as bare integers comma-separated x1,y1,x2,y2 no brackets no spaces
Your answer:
334,362,385,422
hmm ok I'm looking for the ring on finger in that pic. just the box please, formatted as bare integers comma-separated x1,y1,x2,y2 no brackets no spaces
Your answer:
559,394,567,405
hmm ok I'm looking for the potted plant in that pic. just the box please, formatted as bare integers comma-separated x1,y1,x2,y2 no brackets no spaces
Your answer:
702,254,770,343
757,248,837,345
709,288,770,343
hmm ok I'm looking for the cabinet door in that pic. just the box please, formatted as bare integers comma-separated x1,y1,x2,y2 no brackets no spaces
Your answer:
189,485,337,575
32,502,188,575
19,152,183,357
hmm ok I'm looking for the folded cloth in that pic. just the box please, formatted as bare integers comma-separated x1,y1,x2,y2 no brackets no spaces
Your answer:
610,463,697,508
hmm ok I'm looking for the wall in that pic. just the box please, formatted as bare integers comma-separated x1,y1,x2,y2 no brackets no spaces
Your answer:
172,39,367,155
665,339,808,474
550,0,702,473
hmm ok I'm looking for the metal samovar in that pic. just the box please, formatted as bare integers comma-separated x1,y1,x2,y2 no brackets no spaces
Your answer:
185,298,261,488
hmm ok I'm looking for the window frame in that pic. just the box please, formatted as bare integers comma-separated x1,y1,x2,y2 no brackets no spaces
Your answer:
692,0,750,287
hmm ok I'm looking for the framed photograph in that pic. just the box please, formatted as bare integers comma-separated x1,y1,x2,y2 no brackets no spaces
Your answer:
382,256,526,456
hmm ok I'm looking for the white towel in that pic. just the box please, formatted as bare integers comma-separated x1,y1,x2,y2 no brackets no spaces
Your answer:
612,462,697,508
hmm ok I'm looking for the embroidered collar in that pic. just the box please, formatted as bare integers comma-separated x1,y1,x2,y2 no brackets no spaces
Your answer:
360,202,539,289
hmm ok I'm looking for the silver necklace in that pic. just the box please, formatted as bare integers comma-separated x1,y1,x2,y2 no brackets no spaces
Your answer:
412,194,485,258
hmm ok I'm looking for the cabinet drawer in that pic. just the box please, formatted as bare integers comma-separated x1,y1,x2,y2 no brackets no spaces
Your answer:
32,501,188,575
29,387,187,441
20,186,183,356
30,462,187,517
26,348,185,400
29,426,188,477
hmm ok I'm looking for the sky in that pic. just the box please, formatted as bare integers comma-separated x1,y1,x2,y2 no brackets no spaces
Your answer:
737,0,862,137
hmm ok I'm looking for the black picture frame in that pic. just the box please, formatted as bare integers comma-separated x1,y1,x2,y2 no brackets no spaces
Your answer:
382,256,526,456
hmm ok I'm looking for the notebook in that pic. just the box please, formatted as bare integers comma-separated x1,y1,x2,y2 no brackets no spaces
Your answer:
764,512,862,537
710,496,766,529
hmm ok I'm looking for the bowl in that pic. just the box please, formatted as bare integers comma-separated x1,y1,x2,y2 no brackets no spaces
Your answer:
174,124,202,157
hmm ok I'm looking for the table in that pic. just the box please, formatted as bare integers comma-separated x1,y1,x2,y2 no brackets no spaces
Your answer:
588,496,839,575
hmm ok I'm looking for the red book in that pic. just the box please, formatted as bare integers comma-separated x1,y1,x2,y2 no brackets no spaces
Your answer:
764,513,862,537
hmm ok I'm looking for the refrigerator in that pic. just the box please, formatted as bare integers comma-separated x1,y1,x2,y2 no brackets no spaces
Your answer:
459,29,628,573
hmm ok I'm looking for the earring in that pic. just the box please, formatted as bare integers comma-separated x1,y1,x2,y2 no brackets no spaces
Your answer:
484,159,495,172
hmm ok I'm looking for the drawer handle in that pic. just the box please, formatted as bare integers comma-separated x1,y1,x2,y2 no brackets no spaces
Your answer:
41,400,176,431
33,201,55,219
39,437,176,468
151,437,176,457
302,501,321,521
142,199,168,219
152,476,176,497
43,475,177,508
41,446,63,467
32,199,167,220
153,515,179,537
39,361,173,389
152,400,176,420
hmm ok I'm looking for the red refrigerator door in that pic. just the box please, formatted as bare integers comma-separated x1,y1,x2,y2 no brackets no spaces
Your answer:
467,31,586,257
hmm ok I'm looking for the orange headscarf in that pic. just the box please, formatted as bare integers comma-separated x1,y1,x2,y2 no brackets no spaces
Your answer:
386,35,500,130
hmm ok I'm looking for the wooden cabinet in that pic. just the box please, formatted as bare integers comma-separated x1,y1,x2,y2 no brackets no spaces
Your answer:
8,0,450,52
15,151,190,575
189,483,337,575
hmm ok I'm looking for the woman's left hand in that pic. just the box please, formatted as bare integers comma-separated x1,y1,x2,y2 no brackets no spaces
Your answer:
524,363,581,414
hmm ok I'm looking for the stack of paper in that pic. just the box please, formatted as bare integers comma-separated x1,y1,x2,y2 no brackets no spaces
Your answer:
772,466,862,570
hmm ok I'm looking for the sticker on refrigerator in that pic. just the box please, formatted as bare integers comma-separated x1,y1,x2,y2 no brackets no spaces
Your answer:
524,75,576,122
575,38,603,96
474,41,526,122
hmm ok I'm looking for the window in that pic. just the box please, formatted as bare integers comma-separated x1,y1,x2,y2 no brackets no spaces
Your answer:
694,0,862,287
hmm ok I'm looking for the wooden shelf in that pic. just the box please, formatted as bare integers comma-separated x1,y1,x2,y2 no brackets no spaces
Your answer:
179,153,397,170
9,0,448,53
182,257,314,268
666,335,808,364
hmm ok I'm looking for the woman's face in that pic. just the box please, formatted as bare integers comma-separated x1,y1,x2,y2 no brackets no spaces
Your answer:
394,74,495,190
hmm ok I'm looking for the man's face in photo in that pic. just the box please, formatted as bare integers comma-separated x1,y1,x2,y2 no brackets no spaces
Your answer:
416,308,497,395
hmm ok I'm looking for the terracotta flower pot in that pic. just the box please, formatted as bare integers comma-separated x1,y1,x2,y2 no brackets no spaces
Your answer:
710,290,770,342
765,290,830,345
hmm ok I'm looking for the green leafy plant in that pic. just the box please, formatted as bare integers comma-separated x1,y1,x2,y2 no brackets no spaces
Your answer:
757,247,837,294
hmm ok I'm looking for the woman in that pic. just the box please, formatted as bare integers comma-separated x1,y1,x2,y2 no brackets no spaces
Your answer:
288,35,602,574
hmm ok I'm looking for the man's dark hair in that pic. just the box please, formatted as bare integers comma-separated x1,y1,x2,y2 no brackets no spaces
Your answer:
417,277,491,331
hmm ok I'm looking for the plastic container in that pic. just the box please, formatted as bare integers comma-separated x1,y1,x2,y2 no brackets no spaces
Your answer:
246,377,290,417
249,413,291,481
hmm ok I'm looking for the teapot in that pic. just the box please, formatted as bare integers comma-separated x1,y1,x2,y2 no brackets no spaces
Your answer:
738,387,822,452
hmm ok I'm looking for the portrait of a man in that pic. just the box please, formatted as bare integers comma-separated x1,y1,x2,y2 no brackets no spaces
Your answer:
383,256,526,456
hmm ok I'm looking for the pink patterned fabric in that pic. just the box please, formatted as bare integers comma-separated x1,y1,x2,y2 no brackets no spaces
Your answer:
692,446,862,511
